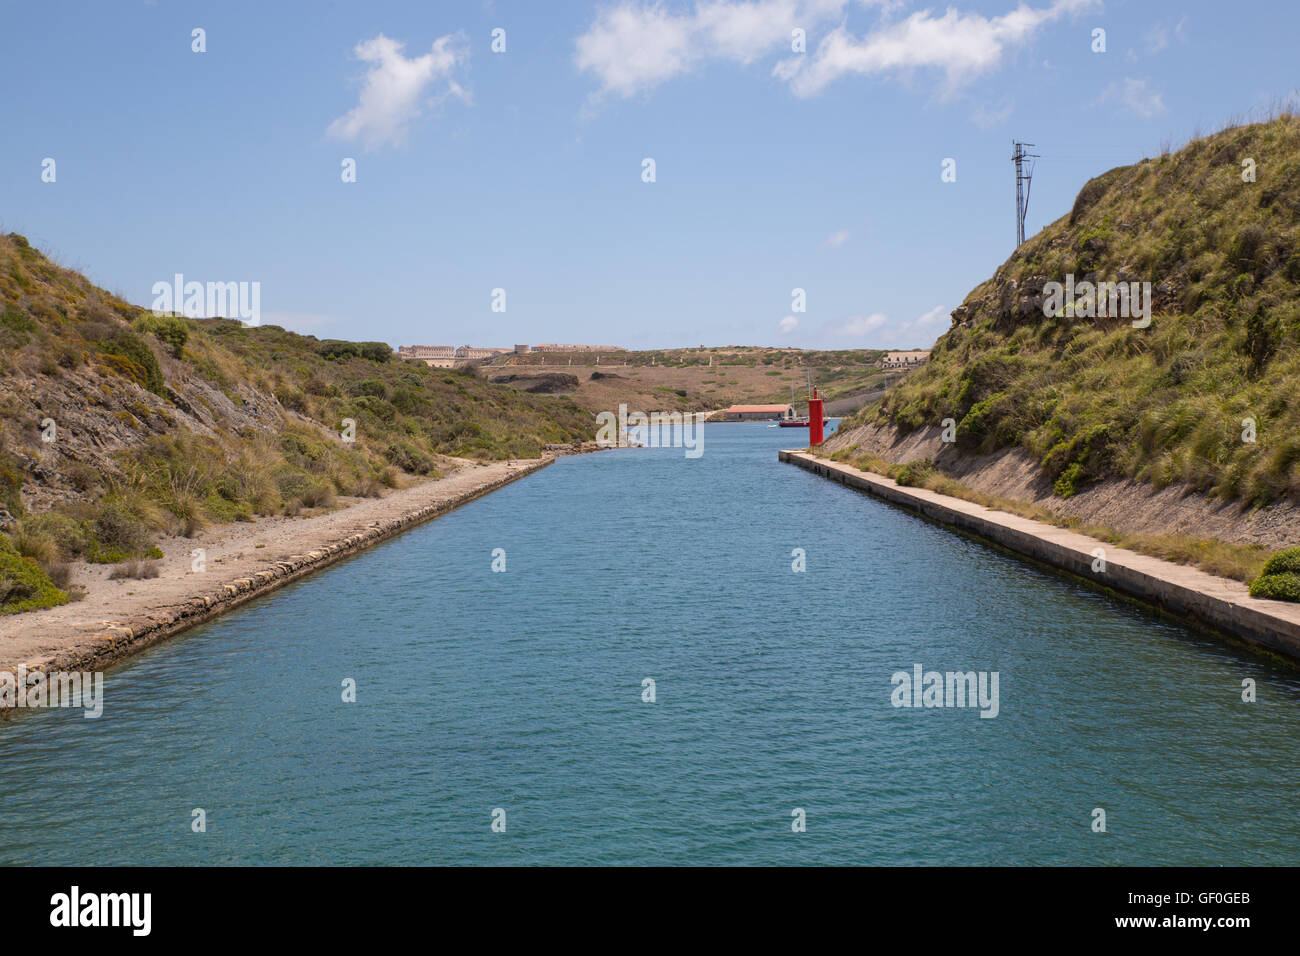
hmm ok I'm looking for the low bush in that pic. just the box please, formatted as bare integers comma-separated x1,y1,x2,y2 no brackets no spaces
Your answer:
1249,572,1300,602
0,550,68,614
133,313,189,358
385,441,435,475
87,502,154,562
891,459,935,487
1249,548,1300,602
1259,546,1300,576
108,559,161,581
93,329,165,394
19,512,88,558
298,480,336,509
13,523,58,566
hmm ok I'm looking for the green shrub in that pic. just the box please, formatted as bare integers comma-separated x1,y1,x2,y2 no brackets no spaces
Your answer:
0,550,68,615
133,313,189,358
390,386,419,413
1054,462,1085,499
1,306,35,333
892,459,935,487
298,480,336,509
1249,572,1300,602
13,523,58,565
349,394,395,422
203,489,251,523
95,329,165,394
280,431,329,466
1259,547,1300,576
1246,548,1300,601
88,502,152,561
385,441,435,475
318,340,393,363
20,512,90,558
350,379,388,399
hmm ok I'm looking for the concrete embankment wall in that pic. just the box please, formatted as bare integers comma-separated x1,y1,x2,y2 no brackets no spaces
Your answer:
781,450,1300,663
21,458,552,680
823,421,1300,550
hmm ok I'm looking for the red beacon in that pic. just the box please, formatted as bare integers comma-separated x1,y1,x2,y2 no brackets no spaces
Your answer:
808,387,825,446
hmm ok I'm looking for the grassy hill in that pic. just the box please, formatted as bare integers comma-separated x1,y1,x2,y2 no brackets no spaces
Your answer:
0,233,591,613
487,347,893,415
850,114,1300,507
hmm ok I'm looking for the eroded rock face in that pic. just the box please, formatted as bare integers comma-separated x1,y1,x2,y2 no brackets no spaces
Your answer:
8,351,290,512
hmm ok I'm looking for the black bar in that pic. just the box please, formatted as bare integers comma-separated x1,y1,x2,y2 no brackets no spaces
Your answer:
1,866,1276,940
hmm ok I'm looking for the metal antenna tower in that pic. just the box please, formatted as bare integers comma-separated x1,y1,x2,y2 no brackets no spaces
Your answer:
1012,141,1039,247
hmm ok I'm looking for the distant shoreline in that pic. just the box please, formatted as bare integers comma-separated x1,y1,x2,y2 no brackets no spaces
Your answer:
0,456,555,701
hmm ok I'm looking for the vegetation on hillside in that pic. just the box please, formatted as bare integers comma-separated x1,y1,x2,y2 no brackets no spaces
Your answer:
848,114,1300,508
0,233,592,613
827,448,1273,586
493,347,893,415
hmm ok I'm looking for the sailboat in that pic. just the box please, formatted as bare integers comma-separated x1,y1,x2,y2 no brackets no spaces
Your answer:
778,372,812,427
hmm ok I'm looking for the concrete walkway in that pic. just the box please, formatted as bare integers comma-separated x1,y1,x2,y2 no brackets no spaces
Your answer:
782,450,1300,662
1,459,551,682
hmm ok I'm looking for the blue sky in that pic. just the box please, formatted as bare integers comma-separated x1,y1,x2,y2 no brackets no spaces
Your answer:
3,0,1297,350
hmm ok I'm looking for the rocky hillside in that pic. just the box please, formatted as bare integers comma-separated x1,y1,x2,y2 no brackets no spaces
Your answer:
824,114,1300,588
0,233,592,613
836,115,1300,509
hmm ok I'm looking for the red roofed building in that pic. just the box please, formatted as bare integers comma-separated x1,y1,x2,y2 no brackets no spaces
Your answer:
721,403,795,421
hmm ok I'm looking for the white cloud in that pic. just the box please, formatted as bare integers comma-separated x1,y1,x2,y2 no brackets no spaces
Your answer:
1145,17,1187,54
832,313,888,337
821,228,850,248
1097,77,1166,119
777,0,1098,98
574,4,700,99
779,315,800,334
971,102,1013,129
328,34,470,150
576,0,1095,102
895,304,948,338
1146,24,1169,54
575,1,851,100
821,305,946,347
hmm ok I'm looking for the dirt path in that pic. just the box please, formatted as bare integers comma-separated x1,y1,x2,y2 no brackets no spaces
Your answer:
0,457,549,676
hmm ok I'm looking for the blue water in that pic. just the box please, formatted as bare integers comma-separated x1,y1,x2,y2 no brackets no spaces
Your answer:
3,423,1300,865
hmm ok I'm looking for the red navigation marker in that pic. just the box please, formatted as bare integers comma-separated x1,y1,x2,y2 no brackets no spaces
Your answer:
808,387,825,446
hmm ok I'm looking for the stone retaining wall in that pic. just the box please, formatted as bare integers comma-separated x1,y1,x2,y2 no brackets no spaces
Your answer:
11,458,552,684
782,450,1300,662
